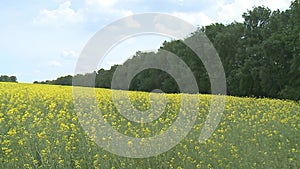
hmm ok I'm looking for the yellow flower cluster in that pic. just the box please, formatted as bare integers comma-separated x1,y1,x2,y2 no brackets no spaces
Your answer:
0,82,299,168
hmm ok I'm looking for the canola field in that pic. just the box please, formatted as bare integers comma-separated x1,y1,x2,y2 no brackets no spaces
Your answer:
0,82,299,168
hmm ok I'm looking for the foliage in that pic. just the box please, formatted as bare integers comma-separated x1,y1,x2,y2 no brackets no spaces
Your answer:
34,1,300,100
0,75,17,83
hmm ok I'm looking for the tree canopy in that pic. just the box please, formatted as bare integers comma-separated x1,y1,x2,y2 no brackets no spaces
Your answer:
0,75,17,83
34,1,300,100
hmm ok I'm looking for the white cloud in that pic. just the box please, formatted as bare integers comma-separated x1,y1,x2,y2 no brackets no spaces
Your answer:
50,60,62,67
85,0,119,8
216,0,253,23
154,22,194,39
61,50,79,59
254,0,291,11
171,12,214,26
83,0,133,22
123,16,141,28
216,0,292,23
34,1,83,25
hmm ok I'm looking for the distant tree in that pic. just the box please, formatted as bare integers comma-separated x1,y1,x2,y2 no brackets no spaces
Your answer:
30,1,300,100
54,75,72,85
278,0,300,100
0,75,17,82
10,76,17,82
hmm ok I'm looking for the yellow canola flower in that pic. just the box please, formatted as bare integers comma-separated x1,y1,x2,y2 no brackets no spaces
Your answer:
7,128,17,136
0,82,299,168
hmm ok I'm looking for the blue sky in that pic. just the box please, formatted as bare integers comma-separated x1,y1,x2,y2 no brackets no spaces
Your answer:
0,0,292,82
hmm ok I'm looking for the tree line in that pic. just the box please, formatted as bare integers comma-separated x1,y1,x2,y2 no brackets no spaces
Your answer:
0,75,17,83
34,1,300,100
